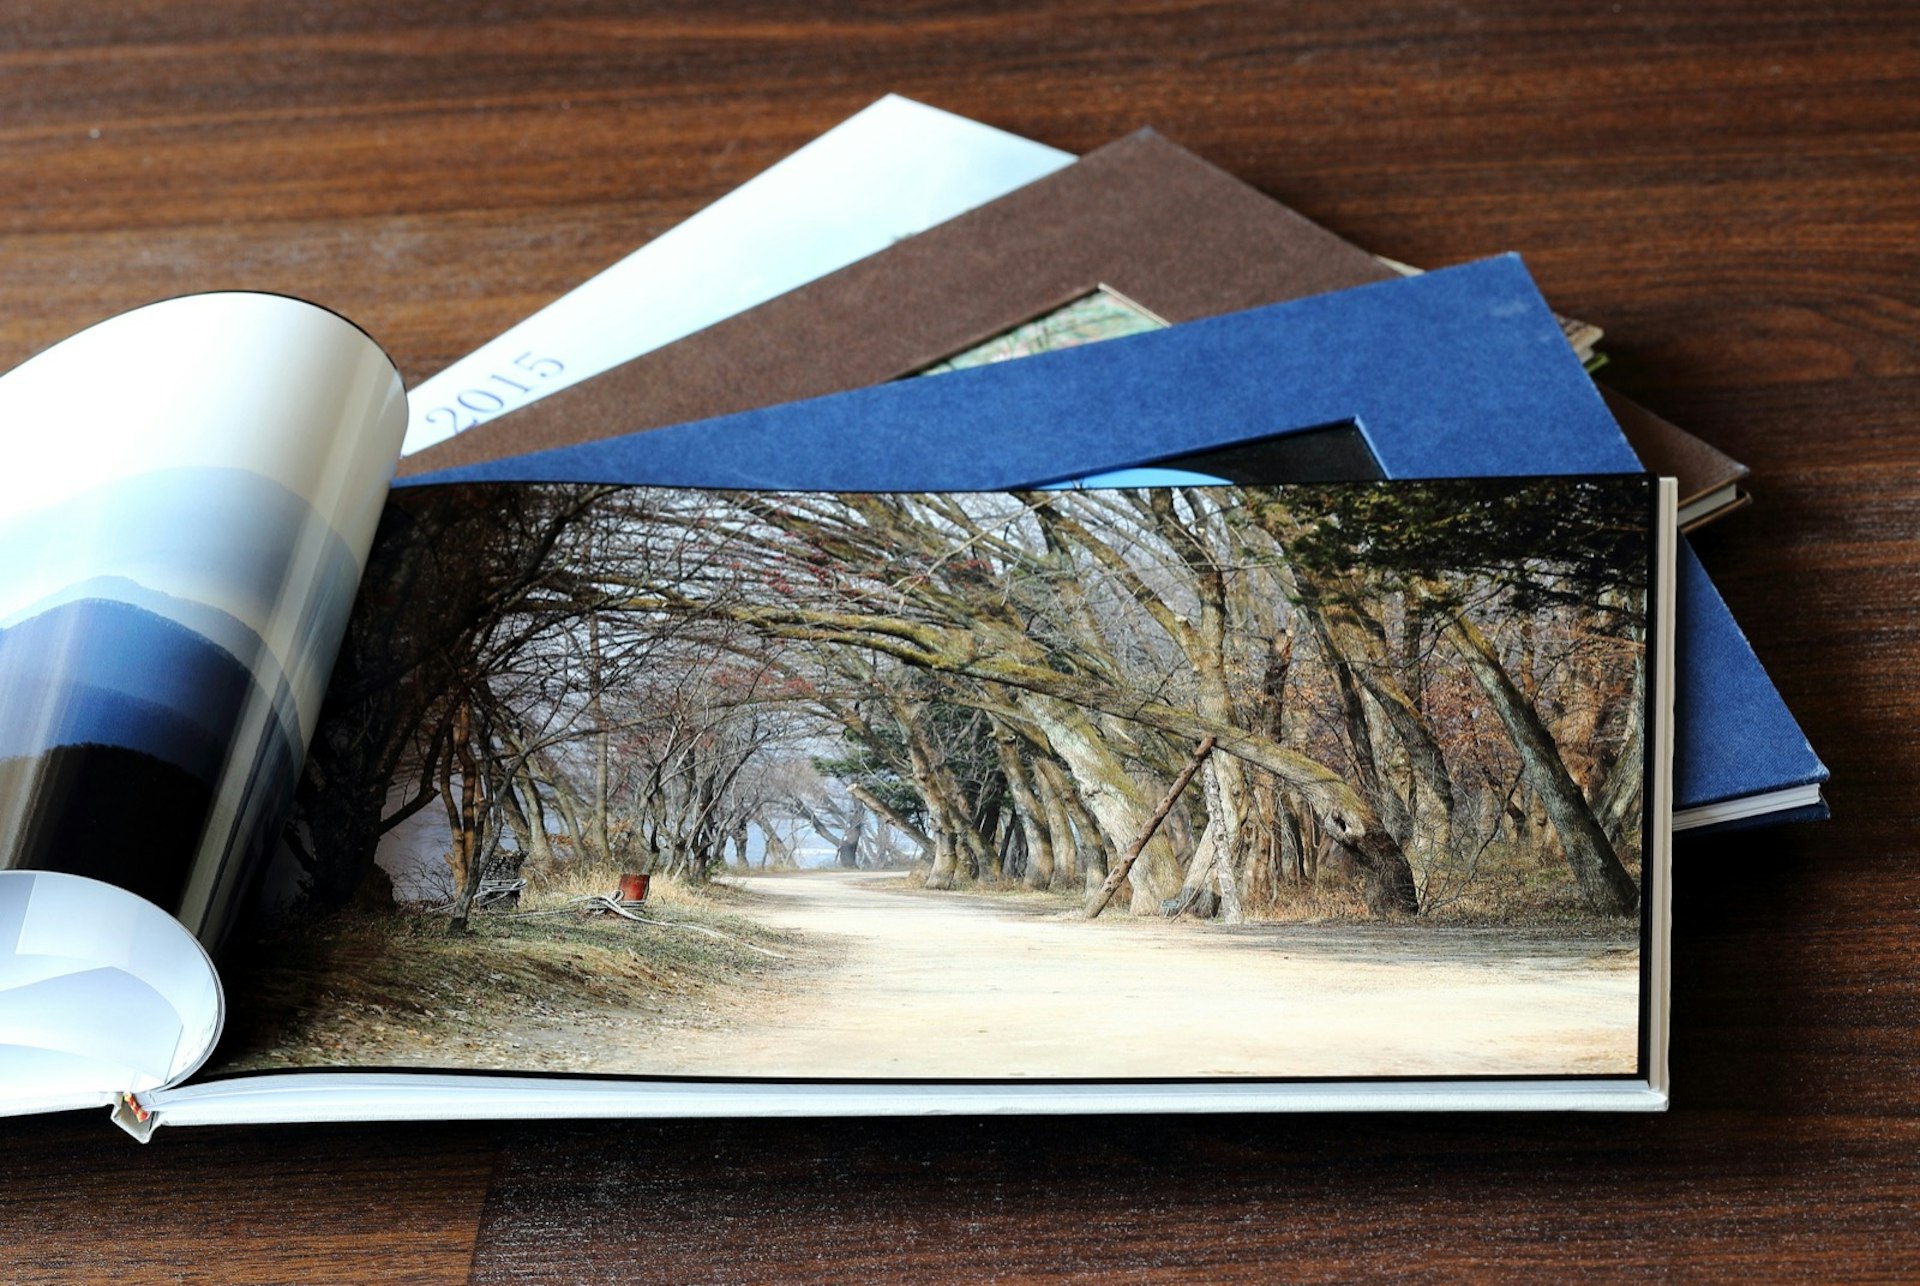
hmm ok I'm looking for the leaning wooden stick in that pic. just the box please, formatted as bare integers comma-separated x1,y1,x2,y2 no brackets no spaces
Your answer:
1082,735,1217,920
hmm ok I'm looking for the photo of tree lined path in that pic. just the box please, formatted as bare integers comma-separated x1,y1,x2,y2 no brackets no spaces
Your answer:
216,476,1653,1080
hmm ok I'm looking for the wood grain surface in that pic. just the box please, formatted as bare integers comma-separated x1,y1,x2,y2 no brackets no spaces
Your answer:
3,1,1917,1280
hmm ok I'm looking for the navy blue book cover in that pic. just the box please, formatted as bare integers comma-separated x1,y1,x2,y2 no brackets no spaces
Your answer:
406,256,1825,826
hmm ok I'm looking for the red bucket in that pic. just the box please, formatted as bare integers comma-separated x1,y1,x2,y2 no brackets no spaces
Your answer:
617,872,650,903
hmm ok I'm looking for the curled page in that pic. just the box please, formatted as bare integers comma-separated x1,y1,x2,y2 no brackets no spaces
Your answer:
0,870,221,1114
0,293,406,952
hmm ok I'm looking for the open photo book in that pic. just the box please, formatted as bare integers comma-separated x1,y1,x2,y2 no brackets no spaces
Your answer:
2,285,1673,1140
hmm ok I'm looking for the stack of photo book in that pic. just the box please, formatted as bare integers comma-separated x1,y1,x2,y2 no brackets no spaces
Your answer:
0,97,1821,1139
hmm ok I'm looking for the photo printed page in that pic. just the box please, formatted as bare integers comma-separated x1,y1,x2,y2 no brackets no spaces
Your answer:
211,475,1670,1096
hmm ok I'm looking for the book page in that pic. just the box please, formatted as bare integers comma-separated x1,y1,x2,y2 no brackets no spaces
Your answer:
0,869,221,1114
208,476,1660,1089
0,294,406,953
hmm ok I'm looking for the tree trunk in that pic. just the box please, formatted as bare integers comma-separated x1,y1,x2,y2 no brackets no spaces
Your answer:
1034,757,1112,895
836,801,866,869
846,783,933,857
972,785,1003,881
1031,759,1079,888
1023,696,1184,912
900,710,965,890
515,771,556,867
1445,611,1639,915
1164,756,1248,921
586,612,614,865
999,818,1026,881
438,714,466,904
1085,738,1215,919
496,776,548,872
534,757,590,863
993,728,1056,890
1592,654,1647,848
446,702,489,934
1342,835,1415,916
755,815,791,869
891,698,994,889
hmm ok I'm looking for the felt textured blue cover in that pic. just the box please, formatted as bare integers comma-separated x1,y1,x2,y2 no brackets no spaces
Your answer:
404,256,1825,822
1674,541,1829,809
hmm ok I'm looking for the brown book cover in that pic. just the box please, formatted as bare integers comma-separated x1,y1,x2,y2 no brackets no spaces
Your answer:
401,130,1748,526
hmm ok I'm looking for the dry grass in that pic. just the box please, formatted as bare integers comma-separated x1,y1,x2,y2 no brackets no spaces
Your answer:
518,858,751,911
210,874,796,1075
1412,837,1644,925
876,844,1636,928
1241,880,1374,922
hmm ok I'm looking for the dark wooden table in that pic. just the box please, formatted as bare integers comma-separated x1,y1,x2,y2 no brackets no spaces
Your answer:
4,2,1916,1280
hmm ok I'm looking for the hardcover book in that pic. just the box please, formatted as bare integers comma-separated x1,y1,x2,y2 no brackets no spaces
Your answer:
1,290,1673,1135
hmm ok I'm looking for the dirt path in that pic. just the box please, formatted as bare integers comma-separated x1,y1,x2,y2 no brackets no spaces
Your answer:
637,871,1640,1080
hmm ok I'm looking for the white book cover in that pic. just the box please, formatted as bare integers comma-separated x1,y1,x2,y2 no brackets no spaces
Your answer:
403,96,1072,453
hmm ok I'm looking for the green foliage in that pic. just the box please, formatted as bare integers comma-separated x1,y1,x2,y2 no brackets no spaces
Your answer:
1274,476,1652,617
812,731,924,825
813,698,1004,827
